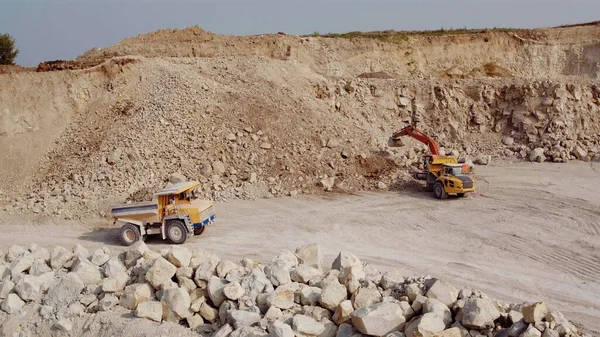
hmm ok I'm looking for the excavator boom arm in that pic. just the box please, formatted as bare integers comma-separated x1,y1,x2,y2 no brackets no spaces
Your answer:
391,125,441,156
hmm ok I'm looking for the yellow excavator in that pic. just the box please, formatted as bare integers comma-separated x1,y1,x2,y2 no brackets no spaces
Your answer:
389,124,475,199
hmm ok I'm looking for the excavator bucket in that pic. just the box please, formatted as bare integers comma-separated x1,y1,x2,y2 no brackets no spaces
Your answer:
388,137,404,147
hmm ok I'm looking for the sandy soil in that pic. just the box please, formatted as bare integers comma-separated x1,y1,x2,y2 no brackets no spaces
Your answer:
1,161,599,335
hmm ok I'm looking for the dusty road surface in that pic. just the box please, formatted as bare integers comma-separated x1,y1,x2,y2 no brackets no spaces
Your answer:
1,161,599,334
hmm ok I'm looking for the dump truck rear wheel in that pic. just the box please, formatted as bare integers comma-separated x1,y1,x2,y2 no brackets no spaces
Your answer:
434,181,447,199
458,193,465,197
194,226,205,236
167,220,187,244
120,224,140,246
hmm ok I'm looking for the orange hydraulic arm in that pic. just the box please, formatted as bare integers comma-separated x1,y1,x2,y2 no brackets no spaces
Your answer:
391,125,441,156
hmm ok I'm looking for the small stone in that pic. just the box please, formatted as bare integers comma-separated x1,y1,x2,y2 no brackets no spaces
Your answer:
0,279,16,299
353,286,382,309
212,161,226,175
169,172,187,183
381,270,405,290
187,314,205,329
377,181,388,189
226,133,237,141
71,257,103,286
327,139,341,148
98,293,118,311
136,300,162,322
521,324,542,337
260,142,272,149
267,283,296,309
54,318,73,332
320,177,335,191
502,137,515,146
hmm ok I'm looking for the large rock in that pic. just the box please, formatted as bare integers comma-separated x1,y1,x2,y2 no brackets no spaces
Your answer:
461,298,501,329
207,276,229,307
161,287,193,322
193,256,220,286
1,293,25,314
523,302,549,324
406,284,423,302
120,283,152,310
529,148,546,163
266,283,296,309
216,260,238,278
125,241,149,267
187,314,205,329
223,282,245,300
381,270,405,290
423,298,452,326
103,258,127,278
300,286,322,306
353,286,382,309
291,265,323,283
10,253,34,277
227,310,261,329
293,314,326,337
102,271,129,292
435,327,462,337
50,246,74,270
405,312,446,337
522,324,542,337
6,245,27,262
0,265,10,280
90,248,110,266
0,279,15,299
338,266,366,284
200,302,219,322
295,244,323,269
333,300,354,324
572,146,588,161
168,246,192,268
14,275,42,301
331,252,362,271
136,300,162,322
265,261,292,287
29,260,52,276
319,281,347,311
270,320,294,337
350,302,407,336
145,257,177,289
425,279,458,307
71,257,103,286
43,273,85,309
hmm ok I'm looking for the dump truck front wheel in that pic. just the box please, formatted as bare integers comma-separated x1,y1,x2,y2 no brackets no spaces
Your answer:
434,181,448,200
167,220,187,244
194,226,205,236
120,223,141,246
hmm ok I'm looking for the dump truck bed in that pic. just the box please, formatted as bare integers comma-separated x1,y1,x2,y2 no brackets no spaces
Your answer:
109,201,159,221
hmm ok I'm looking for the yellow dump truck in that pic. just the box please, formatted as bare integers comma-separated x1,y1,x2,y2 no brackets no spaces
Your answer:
108,181,216,246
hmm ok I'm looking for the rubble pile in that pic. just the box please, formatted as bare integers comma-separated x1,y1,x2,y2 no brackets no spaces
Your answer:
0,243,587,337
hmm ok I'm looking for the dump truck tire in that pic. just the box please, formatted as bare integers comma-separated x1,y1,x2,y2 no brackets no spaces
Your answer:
426,183,434,192
194,226,205,236
458,193,465,197
167,220,187,244
120,223,141,246
434,181,448,199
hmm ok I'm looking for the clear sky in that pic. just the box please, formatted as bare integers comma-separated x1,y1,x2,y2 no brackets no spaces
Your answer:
2,0,600,66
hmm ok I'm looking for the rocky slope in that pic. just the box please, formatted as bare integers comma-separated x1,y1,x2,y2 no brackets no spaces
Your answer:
0,24,599,218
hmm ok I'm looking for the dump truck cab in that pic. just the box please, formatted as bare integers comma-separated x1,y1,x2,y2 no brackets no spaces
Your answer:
431,163,475,199
109,181,216,246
